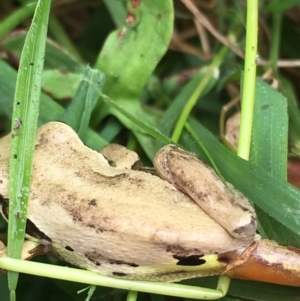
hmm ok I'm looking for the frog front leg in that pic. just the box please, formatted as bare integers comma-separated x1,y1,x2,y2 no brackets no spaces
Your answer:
0,239,44,265
153,145,257,240
101,144,141,170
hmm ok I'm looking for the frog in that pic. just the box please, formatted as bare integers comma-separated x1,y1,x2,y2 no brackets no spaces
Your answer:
0,122,257,282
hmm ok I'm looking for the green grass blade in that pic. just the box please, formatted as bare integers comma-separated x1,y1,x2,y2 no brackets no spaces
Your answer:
103,96,173,145
7,0,51,296
60,66,106,140
250,79,295,244
250,78,287,178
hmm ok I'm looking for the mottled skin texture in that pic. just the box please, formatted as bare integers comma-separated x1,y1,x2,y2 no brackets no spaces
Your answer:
0,122,256,282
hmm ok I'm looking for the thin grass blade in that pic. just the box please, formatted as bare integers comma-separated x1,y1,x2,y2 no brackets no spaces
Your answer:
7,0,51,297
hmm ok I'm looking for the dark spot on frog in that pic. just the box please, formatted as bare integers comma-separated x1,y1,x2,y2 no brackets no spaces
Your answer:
113,272,127,277
109,259,139,267
174,255,206,266
85,251,102,266
36,131,49,148
89,199,97,206
65,246,74,252
154,270,188,279
14,154,17,159
166,245,203,258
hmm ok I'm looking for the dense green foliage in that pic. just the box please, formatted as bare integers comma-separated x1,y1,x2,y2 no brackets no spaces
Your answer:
0,0,300,300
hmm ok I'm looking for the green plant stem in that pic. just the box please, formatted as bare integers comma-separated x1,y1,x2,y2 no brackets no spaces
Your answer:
237,0,258,160
171,46,228,143
127,291,138,301
0,257,227,300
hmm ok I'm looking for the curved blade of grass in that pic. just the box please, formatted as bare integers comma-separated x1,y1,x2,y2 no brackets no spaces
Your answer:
7,0,51,297
102,95,173,145
60,66,106,141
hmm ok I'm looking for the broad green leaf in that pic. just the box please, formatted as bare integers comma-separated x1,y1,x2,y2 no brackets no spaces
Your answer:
93,0,174,130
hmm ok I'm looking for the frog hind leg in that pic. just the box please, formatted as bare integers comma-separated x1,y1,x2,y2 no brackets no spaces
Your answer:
223,239,300,287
